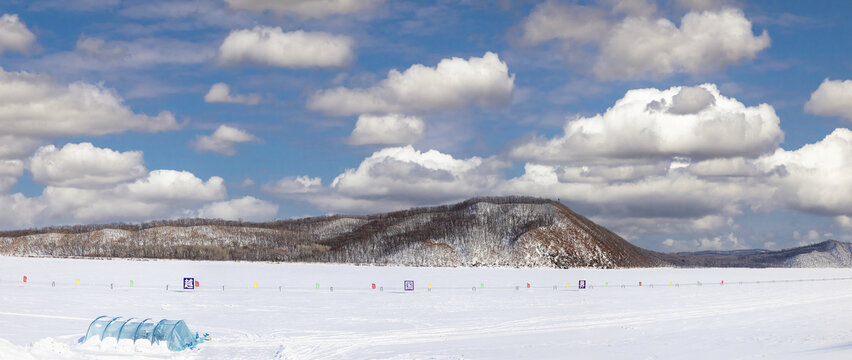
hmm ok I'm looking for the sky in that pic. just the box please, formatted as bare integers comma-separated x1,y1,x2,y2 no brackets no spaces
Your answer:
0,0,851,252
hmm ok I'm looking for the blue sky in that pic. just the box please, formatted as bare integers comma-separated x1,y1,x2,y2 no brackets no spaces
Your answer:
1,0,851,252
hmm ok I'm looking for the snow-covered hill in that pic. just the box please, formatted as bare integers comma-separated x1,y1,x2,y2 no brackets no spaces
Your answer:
2,196,851,268
0,197,661,268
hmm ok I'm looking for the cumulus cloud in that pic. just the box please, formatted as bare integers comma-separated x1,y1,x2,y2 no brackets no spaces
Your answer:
204,83,260,105
30,143,147,188
804,79,852,122
518,3,769,80
510,84,783,163
757,128,852,216
224,0,383,18
500,163,763,221
0,14,37,55
197,196,279,221
218,27,354,68
267,146,508,213
0,67,180,137
349,114,425,145
192,125,261,156
307,52,514,116
0,168,226,227
596,9,769,79
38,170,226,223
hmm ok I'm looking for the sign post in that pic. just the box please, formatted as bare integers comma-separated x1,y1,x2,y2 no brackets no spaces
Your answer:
404,280,415,291
578,280,586,289
183,277,195,290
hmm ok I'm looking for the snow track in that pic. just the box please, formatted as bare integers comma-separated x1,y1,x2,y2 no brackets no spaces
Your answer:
2,256,852,359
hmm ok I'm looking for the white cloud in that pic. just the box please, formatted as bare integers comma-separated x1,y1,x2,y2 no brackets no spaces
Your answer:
0,168,227,227
0,160,23,178
197,196,279,221
240,178,256,188
0,14,37,55
75,36,128,60
0,135,42,160
667,85,716,115
793,230,822,243
837,216,852,229
30,143,147,188
518,4,769,80
267,146,508,213
0,139,234,228
804,79,852,122
695,233,744,251
501,163,764,221
224,0,383,18
192,125,261,156
31,36,215,75
757,128,852,216
0,193,44,228
308,52,514,116
204,83,260,105
518,2,609,45
510,84,783,163
263,175,323,195
0,67,180,137
595,9,769,79
349,114,425,145
38,170,226,223
662,238,675,247
119,170,225,204
218,27,354,68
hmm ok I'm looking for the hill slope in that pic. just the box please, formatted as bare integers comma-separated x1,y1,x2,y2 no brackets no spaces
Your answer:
1,196,849,268
0,197,663,268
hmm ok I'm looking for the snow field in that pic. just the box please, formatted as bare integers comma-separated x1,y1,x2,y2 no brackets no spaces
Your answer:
2,256,852,359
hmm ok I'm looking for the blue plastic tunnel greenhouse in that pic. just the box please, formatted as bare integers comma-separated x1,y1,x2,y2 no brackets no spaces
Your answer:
82,316,199,351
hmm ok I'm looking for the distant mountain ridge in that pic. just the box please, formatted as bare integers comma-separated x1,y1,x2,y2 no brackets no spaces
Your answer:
0,197,848,268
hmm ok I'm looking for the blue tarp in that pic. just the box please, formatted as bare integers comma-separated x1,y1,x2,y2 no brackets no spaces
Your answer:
83,316,199,351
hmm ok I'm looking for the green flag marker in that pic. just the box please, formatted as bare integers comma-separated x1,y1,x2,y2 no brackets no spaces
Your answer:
315,283,320,289
480,282,484,289
130,280,134,287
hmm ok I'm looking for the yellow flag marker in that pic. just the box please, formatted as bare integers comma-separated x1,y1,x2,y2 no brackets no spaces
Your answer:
566,282,570,288
253,282,258,288
428,283,432,289
75,279,80,285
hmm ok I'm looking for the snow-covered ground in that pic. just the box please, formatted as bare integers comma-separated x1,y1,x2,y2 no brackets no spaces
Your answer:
2,256,852,359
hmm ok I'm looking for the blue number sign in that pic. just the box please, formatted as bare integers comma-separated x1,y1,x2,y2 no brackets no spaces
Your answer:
184,277,195,290
404,280,414,291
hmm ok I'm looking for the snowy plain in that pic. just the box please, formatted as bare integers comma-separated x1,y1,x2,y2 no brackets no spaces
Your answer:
1,256,852,359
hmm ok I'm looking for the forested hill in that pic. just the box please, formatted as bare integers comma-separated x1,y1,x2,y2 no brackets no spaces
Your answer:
0,197,664,268
1,197,849,268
